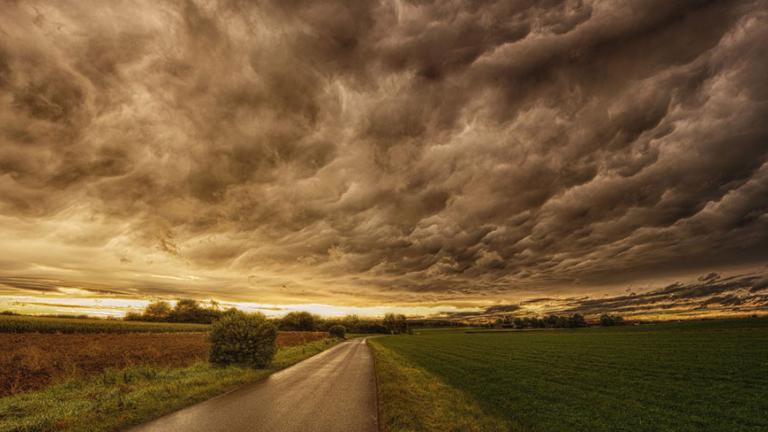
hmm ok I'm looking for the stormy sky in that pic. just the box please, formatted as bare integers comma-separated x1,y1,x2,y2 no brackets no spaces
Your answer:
1,0,767,317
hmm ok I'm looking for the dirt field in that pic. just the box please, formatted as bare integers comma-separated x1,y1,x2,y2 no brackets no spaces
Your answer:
0,331,328,397
275,331,328,348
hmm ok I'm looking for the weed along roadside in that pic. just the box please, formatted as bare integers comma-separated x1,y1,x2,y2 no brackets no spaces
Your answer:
368,338,508,432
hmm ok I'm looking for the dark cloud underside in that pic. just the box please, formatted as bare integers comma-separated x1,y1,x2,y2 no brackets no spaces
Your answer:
445,271,768,320
0,0,767,310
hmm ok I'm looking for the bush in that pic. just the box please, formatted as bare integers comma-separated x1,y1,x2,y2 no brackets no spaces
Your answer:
209,312,277,368
280,311,316,331
329,325,346,339
600,314,625,326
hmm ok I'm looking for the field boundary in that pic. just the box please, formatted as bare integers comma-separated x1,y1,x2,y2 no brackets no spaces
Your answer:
368,338,508,432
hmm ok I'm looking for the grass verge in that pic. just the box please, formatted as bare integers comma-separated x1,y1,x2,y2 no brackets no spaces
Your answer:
368,338,508,432
0,338,340,432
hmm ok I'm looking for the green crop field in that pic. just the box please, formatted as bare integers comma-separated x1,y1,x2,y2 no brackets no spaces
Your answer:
0,314,208,333
374,319,768,432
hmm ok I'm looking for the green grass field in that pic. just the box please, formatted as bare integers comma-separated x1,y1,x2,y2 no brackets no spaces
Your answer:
374,319,768,432
0,315,208,333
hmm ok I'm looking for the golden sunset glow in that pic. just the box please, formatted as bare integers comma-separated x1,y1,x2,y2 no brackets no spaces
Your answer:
1,0,767,320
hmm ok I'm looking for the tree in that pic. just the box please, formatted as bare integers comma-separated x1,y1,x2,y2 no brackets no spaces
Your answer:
143,301,172,321
396,314,409,334
383,313,409,334
568,313,587,328
280,311,316,331
170,299,207,323
556,316,569,328
123,298,225,323
329,325,346,339
209,312,277,368
600,314,624,326
544,315,558,328
383,313,397,334
342,314,360,330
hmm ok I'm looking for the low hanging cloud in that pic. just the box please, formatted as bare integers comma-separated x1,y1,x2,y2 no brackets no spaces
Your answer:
0,0,767,311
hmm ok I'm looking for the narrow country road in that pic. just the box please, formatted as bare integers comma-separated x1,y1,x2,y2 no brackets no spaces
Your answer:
126,338,378,432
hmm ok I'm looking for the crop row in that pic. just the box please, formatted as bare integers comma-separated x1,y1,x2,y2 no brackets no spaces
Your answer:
378,320,768,432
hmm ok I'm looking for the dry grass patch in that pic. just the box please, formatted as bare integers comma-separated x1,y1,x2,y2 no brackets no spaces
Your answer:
0,333,208,397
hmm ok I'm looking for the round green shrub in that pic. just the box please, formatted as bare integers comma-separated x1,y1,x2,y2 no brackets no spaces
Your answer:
329,324,346,339
209,312,277,368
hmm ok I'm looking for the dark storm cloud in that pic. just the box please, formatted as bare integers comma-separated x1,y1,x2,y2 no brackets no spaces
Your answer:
446,271,768,320
0,277,61,293
0,276,126,296
0,0,767,309
483,304,522,314
566,273,768,314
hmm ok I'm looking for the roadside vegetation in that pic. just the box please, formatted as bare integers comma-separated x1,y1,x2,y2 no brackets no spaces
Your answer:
375,318,768,432
369,339,508,432
209,312,277,367
328,324,346,338
0,338,340,432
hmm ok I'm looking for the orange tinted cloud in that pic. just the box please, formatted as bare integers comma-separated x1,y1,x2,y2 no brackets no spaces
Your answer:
0,1,767,315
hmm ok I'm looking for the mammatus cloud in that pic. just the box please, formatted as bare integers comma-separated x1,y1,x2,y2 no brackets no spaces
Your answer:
1,1,767,314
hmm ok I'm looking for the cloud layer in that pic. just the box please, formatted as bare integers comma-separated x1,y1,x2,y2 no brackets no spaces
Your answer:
1,0,767,312
444,271,768,321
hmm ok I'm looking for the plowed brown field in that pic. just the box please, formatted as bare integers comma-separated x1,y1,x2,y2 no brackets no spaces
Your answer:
0,331,328,396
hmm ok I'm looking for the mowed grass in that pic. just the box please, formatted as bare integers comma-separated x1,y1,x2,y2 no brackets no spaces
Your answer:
0,338,340,432
0,315,208,333
376,319,768,432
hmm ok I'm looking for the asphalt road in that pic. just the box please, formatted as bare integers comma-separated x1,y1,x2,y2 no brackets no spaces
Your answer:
126,337,378,432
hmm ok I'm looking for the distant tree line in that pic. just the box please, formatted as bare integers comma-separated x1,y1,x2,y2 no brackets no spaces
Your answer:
124,300,410,334
273,311,397,333
125,299,232,324
491,313,627,329
492,314,588,329
407,318,466,328
599,314,624,326
382,313,410,334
